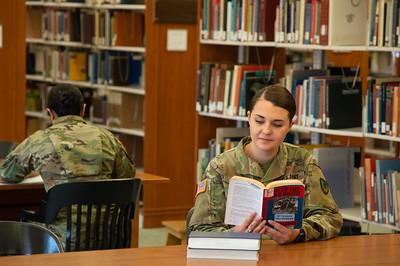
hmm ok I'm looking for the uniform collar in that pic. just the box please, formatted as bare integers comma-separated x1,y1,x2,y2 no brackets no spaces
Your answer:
52,115,86,125
235,136,288,183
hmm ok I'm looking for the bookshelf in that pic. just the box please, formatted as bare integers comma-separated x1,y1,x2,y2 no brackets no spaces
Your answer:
25,0,146,164
0,1,26,142
195,0,400,232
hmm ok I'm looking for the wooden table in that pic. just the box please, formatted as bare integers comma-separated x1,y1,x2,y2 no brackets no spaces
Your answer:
0,183,45,220
0,172,170,248
0,234,399,265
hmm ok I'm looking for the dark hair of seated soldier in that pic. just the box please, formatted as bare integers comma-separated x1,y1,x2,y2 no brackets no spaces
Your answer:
47,84,84,117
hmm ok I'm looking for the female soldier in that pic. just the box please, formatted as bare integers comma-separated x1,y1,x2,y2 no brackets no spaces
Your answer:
189,85,342,244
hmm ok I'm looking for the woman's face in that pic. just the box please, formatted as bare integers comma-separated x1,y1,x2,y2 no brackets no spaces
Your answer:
247,99,293,155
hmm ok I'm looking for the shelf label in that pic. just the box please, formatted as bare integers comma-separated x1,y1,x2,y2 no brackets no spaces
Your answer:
0,25,2,48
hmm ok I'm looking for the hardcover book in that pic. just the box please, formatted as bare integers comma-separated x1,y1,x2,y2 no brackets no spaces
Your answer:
187,247,259,261
225,176,305,229
188,231,261,250
187,231,261,261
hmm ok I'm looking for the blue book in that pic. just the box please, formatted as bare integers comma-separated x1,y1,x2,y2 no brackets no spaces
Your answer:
375,159,400,223
370,0,377,45
304,1,312,44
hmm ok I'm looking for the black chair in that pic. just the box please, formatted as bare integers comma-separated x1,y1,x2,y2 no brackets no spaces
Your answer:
0,140,16,158
20,178,141,252
0,221,63,256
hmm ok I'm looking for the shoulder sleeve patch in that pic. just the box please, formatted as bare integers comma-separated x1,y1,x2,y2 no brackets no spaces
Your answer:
196,179,207,197
320,178,330,195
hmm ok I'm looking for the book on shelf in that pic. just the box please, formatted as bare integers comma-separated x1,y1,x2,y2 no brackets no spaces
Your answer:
239,69,276,116
91,94,108,125
107,91,143,129
375,159,400,224
313,147,356,209
187,231,261,261
69,51,88,81
294,76,362,129
362,158,400,226
215,127,249,155
365,76,400,137
224,176,304,229
113,11,144,47
368,0,400,47
26,6,43,39
328,0,368,46
196,148,210,184
364,157,377,222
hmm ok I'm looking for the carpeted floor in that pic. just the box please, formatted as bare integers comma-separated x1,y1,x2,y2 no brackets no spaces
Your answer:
138,207,168,247
139,227,168,247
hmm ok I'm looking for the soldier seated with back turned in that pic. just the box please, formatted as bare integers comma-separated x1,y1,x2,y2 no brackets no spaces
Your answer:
0,84,135,244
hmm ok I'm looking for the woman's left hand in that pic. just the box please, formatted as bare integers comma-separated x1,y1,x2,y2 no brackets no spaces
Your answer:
264,220,300,244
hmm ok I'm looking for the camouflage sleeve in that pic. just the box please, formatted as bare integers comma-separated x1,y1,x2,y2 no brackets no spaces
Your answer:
0,137,36,183
189,158,234,232
112,137,135,179
302,158,343,241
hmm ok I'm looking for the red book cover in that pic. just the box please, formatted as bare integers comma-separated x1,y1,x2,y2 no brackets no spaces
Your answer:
319,0,329,45
262,181,305,229
365,158,376,221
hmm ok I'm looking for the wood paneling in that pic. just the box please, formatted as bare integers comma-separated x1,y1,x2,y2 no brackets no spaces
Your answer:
143,0,198,227
0,0,26,142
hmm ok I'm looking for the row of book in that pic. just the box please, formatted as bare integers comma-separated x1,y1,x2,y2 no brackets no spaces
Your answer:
27,7,144,47
292,75,362,129
201,0,368,46
196,63,276,116
197,130,357,210
27,46,144,86
365,77,400,137
274,0,368,45
368,0,400,47
26,83,144,129
360,158,400,227
196,127,249,183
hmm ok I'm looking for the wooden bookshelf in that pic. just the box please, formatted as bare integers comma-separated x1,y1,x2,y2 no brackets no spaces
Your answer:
0,0,26,142
24,0,146,168
142,0,199,227
193,0,400,233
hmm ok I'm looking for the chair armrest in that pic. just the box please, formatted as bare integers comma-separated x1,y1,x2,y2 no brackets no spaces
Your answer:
19,209,37,222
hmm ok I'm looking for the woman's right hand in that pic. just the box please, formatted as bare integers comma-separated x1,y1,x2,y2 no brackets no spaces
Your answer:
233,212,267,234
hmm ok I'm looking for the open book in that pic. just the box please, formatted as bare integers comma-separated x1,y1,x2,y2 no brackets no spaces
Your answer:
224,176,305,229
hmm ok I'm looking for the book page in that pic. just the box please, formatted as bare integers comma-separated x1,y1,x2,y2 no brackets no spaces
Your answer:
224,177,264,225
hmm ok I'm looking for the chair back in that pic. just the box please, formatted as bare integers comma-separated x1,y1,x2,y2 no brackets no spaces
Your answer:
0,221,63,256
22,178,141,252
0,141,16,158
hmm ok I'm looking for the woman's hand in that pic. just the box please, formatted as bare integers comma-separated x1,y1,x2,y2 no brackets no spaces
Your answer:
264,220,300,244
233,212,267,234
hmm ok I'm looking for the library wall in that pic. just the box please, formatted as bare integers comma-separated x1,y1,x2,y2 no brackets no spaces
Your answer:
0,0,26,142
143,0,199,227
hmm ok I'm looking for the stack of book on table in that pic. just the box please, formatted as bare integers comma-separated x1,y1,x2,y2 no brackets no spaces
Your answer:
187,231,261,261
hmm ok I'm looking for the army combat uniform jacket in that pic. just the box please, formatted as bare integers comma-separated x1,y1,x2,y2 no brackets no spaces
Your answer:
190,137,343,242
0,115,135,248
0,115,135,190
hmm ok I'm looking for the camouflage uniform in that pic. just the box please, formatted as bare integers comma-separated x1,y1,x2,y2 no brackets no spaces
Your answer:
0,115,135,247
190,137,343,242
